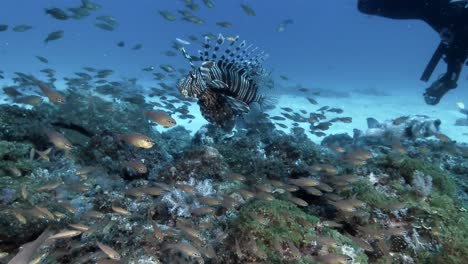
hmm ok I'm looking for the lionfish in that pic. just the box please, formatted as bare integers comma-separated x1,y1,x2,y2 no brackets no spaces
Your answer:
177,34,274,130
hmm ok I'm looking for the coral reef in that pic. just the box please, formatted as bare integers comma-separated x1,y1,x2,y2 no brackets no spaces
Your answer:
0,92,467,264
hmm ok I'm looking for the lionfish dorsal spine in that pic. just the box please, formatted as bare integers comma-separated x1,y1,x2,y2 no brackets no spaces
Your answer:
221,36,239,64
237,44,254,64
211,34,225,60
201,36,212,61
180,47,196,69
200,61,214,79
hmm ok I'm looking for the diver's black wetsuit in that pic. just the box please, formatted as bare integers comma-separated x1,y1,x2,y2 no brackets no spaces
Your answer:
358,0,468,105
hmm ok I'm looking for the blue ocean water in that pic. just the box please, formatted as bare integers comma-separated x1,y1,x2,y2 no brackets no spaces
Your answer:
1,0,466,93
2,2,468,263
1,0,467,139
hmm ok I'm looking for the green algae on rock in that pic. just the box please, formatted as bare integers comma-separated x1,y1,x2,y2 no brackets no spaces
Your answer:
223,199,368,263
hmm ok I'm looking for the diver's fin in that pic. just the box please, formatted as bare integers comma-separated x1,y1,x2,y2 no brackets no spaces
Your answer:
420,42,446,82
223,95,250,114
366,117,380,129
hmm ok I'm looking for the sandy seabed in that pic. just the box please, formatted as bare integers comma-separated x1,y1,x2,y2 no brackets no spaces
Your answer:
1,80,467,144
157,91,468,144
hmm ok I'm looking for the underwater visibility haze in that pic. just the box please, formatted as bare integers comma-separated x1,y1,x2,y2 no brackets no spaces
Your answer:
0,0,468,263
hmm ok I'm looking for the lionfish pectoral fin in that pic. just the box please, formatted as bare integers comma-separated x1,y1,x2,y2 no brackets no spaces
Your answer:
207,79,229,90
201,61,215,68
223,95,250,114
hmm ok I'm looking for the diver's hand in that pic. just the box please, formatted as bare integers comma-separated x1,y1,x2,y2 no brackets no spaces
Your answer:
423,76,457,105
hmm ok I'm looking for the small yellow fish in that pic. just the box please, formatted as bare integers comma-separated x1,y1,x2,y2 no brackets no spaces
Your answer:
179,225,202,239
315,254,351,264
36,80,65,104
249,212,270,225
328,199,364,212
12,210,27,224
236,189,255,200
434,133,451,143
96,241,121,260
14,95,43,106
122,160,147,174
33,206,55,219
117,132,154,148
240,3,256,16
328,145,346,153
175,183,196,194
21,185,28,200
164,242,202,258
216,21,232,28
289,177,320,187
46,130,73,150
35,148,52,161
145,110,176,128
111,205,130,215
69,223,90,231
152,221,165,241
303,186,323,196
84,210,105,219
349,149,373,160
198,196,222,206
321,164,338,175
37,181,62,192
53,212,67,218
255,183,274,193
190,206,215,216
125,188,146,198
283,184,299,192
254,191,275,201
316,182,334,193
287,196,308,207
76,166,101,176
140,187,164,196
7,166,22,177
58,202,77,214
226,172,246,181
47,230,82,240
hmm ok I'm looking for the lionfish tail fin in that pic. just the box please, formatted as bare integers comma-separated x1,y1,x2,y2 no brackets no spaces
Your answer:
259,95,277,111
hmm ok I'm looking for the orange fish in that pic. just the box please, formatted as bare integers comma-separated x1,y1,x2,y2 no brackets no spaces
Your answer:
36,80,65,104
145,110,176,128
434,133,451,143
117,132,154,148
122,160,147,174
46,130,73,150
14,95,44,106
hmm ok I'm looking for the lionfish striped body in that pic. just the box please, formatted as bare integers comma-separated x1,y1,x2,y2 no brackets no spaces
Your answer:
177,34,272,130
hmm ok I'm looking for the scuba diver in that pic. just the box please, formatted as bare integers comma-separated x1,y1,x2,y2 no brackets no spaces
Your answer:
357,0,468,105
